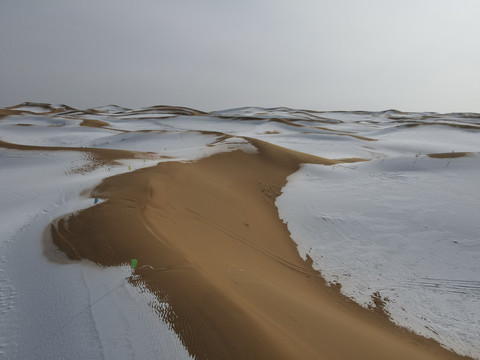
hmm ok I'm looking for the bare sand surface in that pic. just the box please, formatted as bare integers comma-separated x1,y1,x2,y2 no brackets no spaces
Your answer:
79,119,110,128
427,152,473,158
49,139,468,359
0,109,23,118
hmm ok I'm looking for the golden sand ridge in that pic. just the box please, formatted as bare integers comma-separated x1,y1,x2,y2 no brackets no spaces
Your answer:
49,138,468,360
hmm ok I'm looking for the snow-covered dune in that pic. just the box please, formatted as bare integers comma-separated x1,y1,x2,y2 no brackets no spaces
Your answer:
0,104,478,359
0,150,191,359
276,155,480,358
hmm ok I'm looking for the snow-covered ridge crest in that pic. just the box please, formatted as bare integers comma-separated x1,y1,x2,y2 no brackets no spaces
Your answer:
3,102,480,122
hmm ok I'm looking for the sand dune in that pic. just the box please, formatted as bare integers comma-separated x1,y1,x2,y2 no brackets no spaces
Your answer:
50,139,465,359
2,103,478,359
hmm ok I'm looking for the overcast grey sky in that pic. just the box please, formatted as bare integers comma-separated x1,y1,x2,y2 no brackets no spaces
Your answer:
1,0,479,112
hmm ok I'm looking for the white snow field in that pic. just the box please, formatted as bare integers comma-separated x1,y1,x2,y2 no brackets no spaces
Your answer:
0,103,479,359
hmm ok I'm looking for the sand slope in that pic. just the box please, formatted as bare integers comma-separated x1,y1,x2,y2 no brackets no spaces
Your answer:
50,139,465,359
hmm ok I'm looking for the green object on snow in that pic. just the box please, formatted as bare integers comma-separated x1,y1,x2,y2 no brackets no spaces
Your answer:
131,258,138,269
